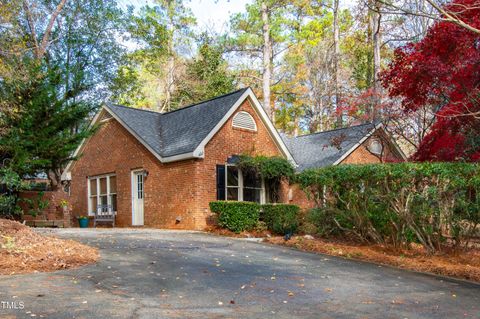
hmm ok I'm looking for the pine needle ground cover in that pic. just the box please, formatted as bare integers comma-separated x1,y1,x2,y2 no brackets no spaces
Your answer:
265,236,480,283
0,219,98,275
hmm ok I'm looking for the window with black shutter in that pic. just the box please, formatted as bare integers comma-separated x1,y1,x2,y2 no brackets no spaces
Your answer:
216,165,226,200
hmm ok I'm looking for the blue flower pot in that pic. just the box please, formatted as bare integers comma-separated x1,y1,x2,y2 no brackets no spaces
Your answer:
78,218,89,228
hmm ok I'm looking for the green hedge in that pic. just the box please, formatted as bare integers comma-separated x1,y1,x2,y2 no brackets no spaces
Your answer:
210,201,301,235
297,162,480,253
261,204,299,235
209,201,260,233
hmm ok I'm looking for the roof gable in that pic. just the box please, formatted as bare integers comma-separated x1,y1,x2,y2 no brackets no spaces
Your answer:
106,88,249,159
157,88,249,157
282,123,382,171
63,88,295,179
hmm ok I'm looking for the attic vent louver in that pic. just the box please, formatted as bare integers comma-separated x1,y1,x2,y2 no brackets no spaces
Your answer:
100,111,113,122
232,111,257,131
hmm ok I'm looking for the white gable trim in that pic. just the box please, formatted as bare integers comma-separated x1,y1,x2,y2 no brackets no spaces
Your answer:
332,123,407,166
192,88,297,164
61,109,104,180
102,104,198,163
62,89,297,180
61,104,200,180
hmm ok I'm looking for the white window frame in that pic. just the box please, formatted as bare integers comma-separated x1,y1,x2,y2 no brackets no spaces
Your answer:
225,164,265,204
87,173,117,216
368,138,383,155
232,111,257,131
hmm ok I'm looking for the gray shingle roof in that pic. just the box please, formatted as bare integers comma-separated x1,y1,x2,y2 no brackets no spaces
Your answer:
282,123,377,171
106,88,249,158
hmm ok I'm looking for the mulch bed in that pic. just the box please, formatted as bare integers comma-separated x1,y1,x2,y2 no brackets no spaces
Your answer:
204,225,272,238
0,219,98,275
264,236,480,283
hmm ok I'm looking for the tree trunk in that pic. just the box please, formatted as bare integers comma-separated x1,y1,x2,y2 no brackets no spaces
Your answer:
164,52,174,112
333,0,342,127
261,1,273,120
23,0,68,60
163,0,175,112
370,0,382,121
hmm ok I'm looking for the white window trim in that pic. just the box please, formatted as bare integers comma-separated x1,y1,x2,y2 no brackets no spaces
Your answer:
225,164,266,204
87,173,117,216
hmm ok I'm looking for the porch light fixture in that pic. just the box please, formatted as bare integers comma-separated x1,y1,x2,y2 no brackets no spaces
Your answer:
142,170,149,178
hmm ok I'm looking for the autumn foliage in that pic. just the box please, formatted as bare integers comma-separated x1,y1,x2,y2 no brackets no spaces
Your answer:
382,0,480,161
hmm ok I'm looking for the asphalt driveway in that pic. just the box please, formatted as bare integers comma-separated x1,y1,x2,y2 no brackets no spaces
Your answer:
0,229,479,319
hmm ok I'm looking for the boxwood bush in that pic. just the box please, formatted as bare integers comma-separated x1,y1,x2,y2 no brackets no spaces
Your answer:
261,204,300,235
209,201,260,233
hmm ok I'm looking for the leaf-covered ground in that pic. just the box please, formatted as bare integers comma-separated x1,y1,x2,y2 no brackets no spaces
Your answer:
0,219,98,275
265,236,480,282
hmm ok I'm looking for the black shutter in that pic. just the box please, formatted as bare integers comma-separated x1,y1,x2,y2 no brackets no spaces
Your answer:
216,165,226,200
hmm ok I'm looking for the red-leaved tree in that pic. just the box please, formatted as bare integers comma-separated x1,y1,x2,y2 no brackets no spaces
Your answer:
382,0,480,161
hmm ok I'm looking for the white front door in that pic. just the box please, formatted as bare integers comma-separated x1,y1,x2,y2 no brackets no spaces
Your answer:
131,171,144,226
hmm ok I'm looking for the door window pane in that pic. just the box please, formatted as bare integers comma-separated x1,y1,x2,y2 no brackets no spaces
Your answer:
137,174,143,199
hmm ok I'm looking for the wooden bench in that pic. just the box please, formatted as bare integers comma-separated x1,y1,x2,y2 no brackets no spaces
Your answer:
94,204,115,227
25,220,64,228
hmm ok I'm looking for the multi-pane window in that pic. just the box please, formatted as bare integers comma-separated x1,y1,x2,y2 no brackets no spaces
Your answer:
88,174,117,215
137,174,143,199
223,165,265,203
242,169,263,202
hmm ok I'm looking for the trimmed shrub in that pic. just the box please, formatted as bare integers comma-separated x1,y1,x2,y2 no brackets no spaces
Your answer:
298,162,480,252
261,204,300,235
209,201,260,233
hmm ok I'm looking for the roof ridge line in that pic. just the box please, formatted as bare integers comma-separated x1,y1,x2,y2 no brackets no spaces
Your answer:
107,103,163,115
295,122,374,138
106,87,249,116
160,87,249,116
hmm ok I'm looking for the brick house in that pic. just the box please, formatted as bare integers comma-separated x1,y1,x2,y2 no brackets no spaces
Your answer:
62,88,405,229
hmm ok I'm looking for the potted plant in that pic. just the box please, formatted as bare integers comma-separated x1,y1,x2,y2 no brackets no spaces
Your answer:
77,215,89,228
60,199,69,212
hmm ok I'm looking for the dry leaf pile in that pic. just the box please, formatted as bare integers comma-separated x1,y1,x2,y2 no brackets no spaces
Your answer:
0,219,98,275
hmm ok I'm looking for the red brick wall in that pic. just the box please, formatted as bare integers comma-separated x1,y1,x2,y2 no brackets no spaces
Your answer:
18,190,69,220
194,98,284,228
69,118,200,229
68,100,404,228
68,98,284,229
